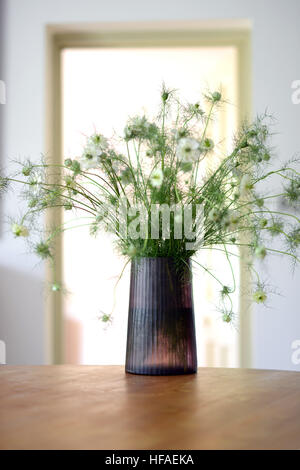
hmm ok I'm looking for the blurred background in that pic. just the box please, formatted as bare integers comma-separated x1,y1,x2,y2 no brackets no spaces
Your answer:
0,0,299,370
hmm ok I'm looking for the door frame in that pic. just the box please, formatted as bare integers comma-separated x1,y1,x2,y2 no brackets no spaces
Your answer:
45,19,252,366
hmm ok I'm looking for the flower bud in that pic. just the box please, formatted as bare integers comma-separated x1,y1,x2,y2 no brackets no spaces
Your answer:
162,91,169,102
64,158,72,167
255,246,267,260
222,313,232,323
259,219,268,228
22,165,32,177
212,91,222,102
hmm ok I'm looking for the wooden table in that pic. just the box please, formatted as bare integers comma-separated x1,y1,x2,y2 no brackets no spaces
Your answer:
0,366,300,450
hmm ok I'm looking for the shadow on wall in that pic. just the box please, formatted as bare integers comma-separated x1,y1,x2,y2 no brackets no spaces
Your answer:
0,265,45,364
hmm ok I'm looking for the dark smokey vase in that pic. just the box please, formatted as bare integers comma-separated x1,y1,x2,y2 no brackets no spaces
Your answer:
125,257,197,375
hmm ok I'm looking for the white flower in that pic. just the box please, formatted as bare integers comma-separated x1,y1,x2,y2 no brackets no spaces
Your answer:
229,211,240,229
124,116,154,140
222,211,240,231
200,138,214,152
240,174,253,196
253,289,267,304
79,150,99,170
208,208,220,222
176,137,201,163
80,133,108,170
87,133,108,150
150,168,164,188
12,223,29,237
172,127,188,139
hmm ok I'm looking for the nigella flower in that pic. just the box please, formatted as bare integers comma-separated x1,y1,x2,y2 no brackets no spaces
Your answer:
172,127,189,139
221,309,233,323
150,168,164,188
259,218,268,228
79,150,99,170
246,122,268,144
64,175,76,188
64,158,72,168
100,312,112,323
176,137,202,163
253,289,267,304
211,91,222,102
222,211,240,231
240,174,254,196
79,133,108,170
124,116,158,141
35,241,52,259
87,133,108,149
80,150,100,169
205,91,222,103
263,152,271,161
229,211,240,227
11,223,29,237
120,167,134,185
221,285,232,297
21,162,34,177
255,198,264,208
200,138,214,153
187,102,204,116
208,208,220,222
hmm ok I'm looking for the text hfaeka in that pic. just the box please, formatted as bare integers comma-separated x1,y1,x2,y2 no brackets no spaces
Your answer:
105,454,194,466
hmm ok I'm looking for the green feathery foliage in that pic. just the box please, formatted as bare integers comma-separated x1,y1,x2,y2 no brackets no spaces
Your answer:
2,85,300,323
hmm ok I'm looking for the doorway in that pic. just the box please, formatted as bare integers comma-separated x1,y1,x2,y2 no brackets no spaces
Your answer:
45,23,252,366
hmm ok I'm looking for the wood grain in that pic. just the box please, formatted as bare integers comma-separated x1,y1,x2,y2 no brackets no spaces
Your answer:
0,366,300,450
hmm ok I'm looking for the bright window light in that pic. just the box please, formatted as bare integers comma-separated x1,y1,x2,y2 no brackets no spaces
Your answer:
62,46,239,366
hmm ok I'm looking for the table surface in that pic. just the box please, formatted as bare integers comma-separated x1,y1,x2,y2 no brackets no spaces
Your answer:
0,366,300,450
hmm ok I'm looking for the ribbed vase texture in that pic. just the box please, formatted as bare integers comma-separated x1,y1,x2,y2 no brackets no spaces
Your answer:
125,257,197,375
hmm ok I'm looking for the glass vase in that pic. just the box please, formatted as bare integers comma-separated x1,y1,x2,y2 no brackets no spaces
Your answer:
125,257,197,375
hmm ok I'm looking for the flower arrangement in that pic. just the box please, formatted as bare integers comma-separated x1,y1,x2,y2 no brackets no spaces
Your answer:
1,85,300,324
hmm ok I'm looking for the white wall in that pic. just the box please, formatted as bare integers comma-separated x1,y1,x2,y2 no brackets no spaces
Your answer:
0,0,299,368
